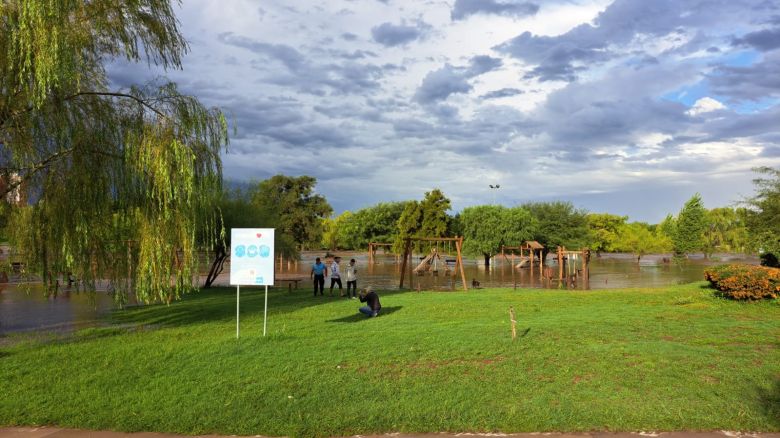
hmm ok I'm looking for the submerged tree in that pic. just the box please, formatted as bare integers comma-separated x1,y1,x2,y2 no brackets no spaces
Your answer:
1,1,229,303
460,205,536,267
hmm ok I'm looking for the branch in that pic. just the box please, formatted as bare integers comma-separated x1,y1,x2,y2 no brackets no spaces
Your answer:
1,147,75,198
64,91,168,119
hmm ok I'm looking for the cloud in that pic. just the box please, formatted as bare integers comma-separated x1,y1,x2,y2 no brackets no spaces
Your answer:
709,51,780,101
371,21,431,47
451,0,539,21
732,27,780,51
687,97,727,116
415,55,504,103
481,88,524,99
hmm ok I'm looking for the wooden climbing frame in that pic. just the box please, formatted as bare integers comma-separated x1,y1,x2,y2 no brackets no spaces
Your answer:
399,237,468,291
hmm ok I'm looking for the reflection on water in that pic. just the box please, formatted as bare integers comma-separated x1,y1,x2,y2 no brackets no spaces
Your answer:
278,251,759,292
0,285,117,334
0,252,758,334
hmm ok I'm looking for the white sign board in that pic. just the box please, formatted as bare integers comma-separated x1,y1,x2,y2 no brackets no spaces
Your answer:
230,228,275,286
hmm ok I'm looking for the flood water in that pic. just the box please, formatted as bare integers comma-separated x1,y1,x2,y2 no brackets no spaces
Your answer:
0,251,759,334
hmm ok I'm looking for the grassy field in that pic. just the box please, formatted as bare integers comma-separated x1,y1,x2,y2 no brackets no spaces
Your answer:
0,283,778,437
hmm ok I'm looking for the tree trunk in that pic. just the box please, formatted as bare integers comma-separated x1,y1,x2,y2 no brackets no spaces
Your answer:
484,253,491,268
204,245,228,288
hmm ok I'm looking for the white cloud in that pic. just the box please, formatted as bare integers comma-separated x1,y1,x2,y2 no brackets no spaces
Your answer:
686,97,727,116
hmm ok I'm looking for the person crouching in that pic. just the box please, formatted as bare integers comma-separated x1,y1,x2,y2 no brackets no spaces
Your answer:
358,286,381,317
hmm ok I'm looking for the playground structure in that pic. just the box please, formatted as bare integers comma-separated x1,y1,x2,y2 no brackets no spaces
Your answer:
367,242,394,264
501,241,545,276
500,242,591,287
555,246,590,285
399,237,468,291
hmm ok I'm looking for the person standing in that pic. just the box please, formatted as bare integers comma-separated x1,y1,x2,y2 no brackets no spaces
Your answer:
311,257,327,296
358,286,381,317
329,256,343,296
344,258,358,299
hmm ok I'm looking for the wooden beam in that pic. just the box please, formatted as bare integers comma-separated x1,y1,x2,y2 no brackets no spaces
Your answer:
399,238,412,289
456,237,468,291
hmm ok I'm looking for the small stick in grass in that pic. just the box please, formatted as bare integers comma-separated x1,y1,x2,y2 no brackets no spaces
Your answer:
509,306,517,340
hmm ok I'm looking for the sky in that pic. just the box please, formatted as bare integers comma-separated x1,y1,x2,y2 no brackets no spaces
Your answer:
108,0,780,223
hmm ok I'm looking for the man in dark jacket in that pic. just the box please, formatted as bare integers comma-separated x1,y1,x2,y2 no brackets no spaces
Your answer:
358,286,381,317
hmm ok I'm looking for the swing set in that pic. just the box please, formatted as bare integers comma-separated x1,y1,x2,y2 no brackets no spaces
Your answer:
399,237,468,291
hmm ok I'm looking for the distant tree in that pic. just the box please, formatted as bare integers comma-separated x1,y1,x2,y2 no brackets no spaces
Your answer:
203,189,297,288
336,202,409,250
250,175,332,250
672,194,707,257
702,207,750,256
460,206,536,267
615,222,668,262
419,189,451,237
587,213,628,256
522,201,590,261
321,211,353,250
393,189,451,253
745,167,780,267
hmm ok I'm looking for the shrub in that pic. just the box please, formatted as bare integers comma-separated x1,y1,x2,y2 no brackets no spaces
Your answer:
704,264,780,300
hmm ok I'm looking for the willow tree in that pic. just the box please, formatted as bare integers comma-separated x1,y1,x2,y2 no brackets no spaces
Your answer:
0,1,228,303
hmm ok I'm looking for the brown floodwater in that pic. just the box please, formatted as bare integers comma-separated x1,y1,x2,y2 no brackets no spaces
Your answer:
0,252,759,334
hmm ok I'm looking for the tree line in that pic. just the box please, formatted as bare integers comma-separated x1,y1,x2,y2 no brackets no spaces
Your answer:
228,169,780,269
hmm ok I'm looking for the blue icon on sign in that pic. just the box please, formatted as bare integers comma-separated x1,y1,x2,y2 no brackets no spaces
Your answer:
234,245,246,257
259,245,271,258
255,277,264,284
247,245,258,257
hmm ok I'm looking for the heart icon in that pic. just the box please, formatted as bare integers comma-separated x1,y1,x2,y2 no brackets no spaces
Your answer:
256,233,262,238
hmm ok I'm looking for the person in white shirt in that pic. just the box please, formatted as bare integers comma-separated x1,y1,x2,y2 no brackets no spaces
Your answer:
329,256,343,296
344,258,358,299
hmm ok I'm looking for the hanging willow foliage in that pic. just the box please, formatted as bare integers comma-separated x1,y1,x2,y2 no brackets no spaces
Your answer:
0,1,228,304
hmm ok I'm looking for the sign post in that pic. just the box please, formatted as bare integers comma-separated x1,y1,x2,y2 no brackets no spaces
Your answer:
230,228,275,338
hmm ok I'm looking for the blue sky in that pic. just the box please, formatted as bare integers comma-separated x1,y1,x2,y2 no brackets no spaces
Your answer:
109,0,780,223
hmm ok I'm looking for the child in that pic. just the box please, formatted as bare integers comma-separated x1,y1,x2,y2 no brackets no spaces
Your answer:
345,258,358,298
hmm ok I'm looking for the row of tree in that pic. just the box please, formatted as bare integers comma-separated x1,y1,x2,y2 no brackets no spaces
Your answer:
314,172,779,267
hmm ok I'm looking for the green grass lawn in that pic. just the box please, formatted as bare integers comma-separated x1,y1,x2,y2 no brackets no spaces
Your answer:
0,283,778,437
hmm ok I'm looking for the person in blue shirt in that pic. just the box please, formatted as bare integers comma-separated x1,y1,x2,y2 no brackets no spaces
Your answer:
310,257,327,296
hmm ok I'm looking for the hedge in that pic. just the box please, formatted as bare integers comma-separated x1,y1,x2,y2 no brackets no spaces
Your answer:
703,264,780,300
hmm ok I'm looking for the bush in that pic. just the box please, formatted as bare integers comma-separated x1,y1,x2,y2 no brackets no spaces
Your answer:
704,264,780,300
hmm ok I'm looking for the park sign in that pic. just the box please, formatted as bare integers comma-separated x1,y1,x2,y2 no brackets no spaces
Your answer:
230,228,275,286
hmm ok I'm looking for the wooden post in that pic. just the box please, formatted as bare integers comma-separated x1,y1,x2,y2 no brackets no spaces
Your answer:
456,237,468,291
558,246,564,280
399,238,411,289
509,306,517,340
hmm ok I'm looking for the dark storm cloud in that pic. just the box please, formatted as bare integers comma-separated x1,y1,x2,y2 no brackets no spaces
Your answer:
496,0,762,82
341,32,359,41
708,51,780,101
415,55,503,103
451,0,539,21
481,88,524,99
218,32,306,70
219,32,385,96
731,26,780,51
371,21,431,47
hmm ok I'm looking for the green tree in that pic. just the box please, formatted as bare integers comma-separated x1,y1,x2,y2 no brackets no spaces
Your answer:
672,194,707,257
615,222,668,262
203,189,297,288
393,189,451,253
460,205,536,267
321,211,353,250
587,213,628,255
702,207,750,256
250,175,332,250
2,1,229,303
335,202,409,250
522,201,590,261
745,167,780,267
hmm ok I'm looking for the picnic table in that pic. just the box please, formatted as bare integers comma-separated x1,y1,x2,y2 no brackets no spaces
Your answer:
274,274,308,292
